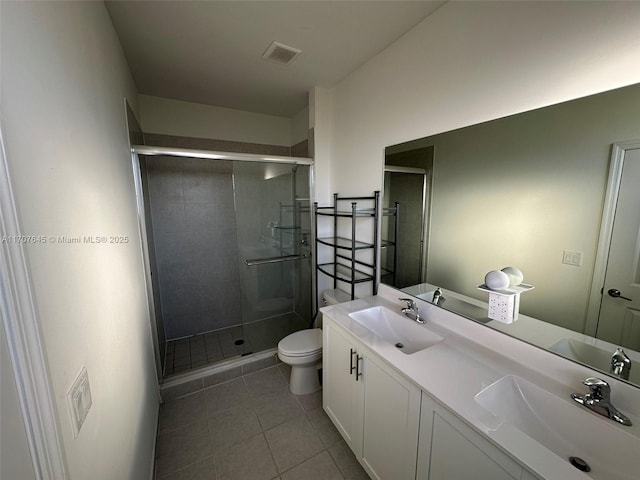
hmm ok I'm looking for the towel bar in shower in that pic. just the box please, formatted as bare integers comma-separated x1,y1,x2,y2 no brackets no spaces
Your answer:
245,253,310,266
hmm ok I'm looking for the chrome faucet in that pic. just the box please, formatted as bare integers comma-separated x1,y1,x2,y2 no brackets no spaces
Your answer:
399,298,425,324
571,377,632,426
611,347,631,381
432,287,446,306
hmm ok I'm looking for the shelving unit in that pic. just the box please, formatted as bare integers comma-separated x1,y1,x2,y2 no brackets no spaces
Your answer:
314,192,381,305
380,202,399,287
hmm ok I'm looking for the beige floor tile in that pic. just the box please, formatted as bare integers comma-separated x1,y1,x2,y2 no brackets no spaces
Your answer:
277,363,292,383
157,455,216,480
281,451,344,480
295,390,323,412
214,434,278,480
306,408,343,448
158,391,207,434
328,441,370,480
204,377,251,415
156,356,366,480
265,415,325,472
244,365,289,398
208,402,262,453
156,420,213,476
252,390,305,430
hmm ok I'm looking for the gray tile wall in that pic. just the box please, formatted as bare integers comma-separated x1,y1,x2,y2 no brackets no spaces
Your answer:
147,156,242,339
144,133,292,156
291,138,309,157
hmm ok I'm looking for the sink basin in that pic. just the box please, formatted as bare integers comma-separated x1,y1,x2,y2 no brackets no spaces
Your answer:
348,306,443,354
475,375,639,480
550,338,640,385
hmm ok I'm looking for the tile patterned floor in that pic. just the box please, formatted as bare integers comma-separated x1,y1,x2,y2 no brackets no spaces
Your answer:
155,364,370,480
164,314,309,376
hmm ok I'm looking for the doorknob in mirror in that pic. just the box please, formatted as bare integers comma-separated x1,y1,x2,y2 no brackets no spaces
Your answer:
607,288,632,301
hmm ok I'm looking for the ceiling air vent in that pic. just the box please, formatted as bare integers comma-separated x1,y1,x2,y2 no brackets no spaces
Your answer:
262,41,301,65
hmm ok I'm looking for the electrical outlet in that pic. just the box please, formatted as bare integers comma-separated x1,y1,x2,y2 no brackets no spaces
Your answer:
487,292,520,324
67,367,92,438
563,250,583,266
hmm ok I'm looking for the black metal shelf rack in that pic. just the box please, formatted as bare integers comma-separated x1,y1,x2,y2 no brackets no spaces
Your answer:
314,191,381,304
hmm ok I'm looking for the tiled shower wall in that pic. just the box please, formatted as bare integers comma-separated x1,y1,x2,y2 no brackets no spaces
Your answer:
146,156,243,339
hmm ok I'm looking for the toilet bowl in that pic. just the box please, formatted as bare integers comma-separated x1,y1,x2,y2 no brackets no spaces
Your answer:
278,289,351,395
278,328,323,395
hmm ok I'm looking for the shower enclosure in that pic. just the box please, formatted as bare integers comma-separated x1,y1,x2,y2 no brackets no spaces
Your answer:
132,147,313,378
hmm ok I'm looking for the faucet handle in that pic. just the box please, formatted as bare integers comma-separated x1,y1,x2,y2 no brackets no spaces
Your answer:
583,377,610,400
398,298,417,309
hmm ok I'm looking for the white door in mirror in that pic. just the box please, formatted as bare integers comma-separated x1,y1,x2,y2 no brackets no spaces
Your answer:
598,148,640,350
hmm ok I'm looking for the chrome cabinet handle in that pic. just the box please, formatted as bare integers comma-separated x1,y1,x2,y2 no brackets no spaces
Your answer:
608,288,632,301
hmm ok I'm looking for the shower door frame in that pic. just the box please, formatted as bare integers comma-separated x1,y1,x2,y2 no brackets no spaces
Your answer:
130,145,314,381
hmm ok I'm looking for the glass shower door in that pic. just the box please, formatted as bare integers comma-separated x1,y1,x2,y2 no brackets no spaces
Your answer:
233,162,312,353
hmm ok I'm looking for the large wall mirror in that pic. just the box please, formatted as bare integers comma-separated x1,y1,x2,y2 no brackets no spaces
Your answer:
383,83,640,388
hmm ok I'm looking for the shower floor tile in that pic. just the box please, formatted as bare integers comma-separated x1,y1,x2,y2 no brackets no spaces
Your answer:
155,365,371,480
163,313,309,377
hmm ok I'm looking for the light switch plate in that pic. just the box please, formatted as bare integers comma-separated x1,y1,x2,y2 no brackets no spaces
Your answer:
67,366,92,438
563,250,583,266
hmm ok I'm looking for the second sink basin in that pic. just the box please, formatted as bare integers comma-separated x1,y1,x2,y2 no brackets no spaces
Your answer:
475,375,639,480
549,338,639,385
348,306,443,354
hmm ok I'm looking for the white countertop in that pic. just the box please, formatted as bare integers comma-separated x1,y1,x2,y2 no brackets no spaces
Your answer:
320,284,640,480
403,282,640,386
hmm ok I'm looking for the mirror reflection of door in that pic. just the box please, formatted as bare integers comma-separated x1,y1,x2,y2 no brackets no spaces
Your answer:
597,147,640,350
383,145,433,289
383,166,430,288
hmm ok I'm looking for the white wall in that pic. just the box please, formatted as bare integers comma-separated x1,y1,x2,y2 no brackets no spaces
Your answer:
326,1,640,196
139,94,293,146
317,1,640,318
1,2,158,479
1,321,37,480
291,105,309,147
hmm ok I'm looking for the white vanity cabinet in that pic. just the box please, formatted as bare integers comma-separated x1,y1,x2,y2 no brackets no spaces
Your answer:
323,319,421,480
323,319,364,453
417,394,540,480
322,311,542,480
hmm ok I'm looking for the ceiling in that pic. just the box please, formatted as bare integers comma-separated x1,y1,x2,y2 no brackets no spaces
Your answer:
105,1,445,118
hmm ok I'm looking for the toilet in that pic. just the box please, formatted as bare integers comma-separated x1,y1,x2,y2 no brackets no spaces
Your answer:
278,289,351,395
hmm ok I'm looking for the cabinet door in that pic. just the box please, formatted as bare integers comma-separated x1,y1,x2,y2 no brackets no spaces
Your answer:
323,321,364,454
418,395,522,480
360,353,421,480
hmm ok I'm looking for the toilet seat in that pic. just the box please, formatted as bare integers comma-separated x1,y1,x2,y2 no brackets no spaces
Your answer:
278,328,322,357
